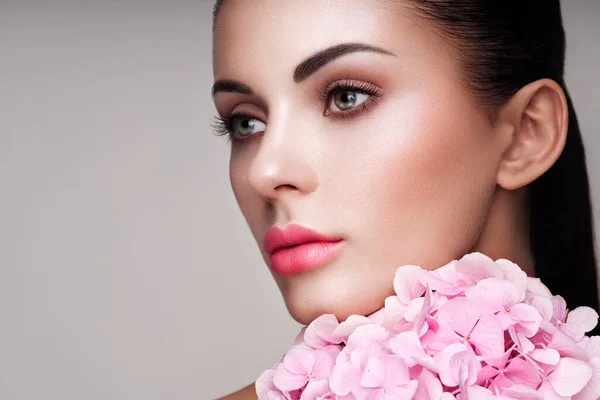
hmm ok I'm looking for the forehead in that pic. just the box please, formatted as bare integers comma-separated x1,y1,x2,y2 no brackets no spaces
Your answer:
212,0,452,82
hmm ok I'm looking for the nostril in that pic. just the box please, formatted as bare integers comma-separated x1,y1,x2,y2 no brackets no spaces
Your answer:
275,184,298,192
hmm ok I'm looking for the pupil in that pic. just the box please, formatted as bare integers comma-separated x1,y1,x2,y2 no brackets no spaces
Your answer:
336,91,357,110
237,119,254,136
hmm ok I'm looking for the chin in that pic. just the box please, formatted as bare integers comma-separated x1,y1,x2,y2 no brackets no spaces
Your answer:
280,281,392,327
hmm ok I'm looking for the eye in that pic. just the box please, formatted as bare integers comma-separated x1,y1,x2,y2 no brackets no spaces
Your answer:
329,90,370,112
212,80,383,145
231,116,266,138
318,79,383,119
211,112,266,144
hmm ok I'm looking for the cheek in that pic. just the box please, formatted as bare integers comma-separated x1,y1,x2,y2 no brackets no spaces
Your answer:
229,154,262,234
229,155,244,194
229,157,246,211
350,100,496,267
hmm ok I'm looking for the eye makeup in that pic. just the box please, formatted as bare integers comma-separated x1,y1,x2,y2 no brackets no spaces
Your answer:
212,78,385,144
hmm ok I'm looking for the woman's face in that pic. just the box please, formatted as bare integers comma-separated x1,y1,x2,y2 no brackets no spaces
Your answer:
212,0,506,325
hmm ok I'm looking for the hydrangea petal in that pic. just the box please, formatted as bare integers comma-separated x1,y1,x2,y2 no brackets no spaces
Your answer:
329,362,360,396
436,297,483,338
283,344,315,375
450,348,481,387
299,379,332,400
552,296,568,323
584,336,600,358
388,330,435,370
380,380,419,400
256,368,277,398
573,358,600,400
504,358,540,387
329,315,372,344
511,303,543,337
560,322,586,343
466,385,513,399
358,356,385,388
383,354,410,386
530,348,560,365
393,264,426,304
527,277,553,298
502,383,544,399
548,330,590,361
435,342,472,387
346,324,388,349
549,357,593,396
454,252,500,282
413,368,443,400
469,313,505,358
304,314,339,348
466,278,521,312
274,362,309,392
567,307,599,333
312,347,338,379
527,294,554,321
495,258,528,299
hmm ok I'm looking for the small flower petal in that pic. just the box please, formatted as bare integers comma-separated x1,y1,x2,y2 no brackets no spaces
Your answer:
549,357,593,397
567,307,599,333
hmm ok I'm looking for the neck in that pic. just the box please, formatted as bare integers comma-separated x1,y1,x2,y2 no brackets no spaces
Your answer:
469,185,536,277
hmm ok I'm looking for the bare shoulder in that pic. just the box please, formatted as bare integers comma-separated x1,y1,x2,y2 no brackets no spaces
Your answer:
216,382,257,400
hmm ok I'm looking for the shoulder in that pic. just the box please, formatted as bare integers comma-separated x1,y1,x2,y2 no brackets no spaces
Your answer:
217,382,256,400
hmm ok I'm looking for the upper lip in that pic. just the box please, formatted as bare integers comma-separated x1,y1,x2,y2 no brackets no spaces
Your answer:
264,223,343,255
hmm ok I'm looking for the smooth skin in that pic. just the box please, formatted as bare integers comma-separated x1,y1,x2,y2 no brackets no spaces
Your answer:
212,1,569,398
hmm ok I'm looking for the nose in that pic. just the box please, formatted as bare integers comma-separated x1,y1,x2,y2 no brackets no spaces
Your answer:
246,116,319,202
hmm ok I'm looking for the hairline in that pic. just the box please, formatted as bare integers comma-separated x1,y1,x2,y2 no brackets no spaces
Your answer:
212,0,224,32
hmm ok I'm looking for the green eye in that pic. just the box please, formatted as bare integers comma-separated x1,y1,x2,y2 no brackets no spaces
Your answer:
211,112,267,144
233,117,266,137
331,90,369,112
334,91,358,110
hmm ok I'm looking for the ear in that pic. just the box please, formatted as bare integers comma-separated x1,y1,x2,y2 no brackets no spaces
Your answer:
494,78,568,191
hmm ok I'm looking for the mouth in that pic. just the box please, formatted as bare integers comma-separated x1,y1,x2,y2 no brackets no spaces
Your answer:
269,240,345,276
264,223,345,276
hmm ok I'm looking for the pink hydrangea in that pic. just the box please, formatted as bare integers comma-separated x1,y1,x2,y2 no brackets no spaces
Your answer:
256,252,600,400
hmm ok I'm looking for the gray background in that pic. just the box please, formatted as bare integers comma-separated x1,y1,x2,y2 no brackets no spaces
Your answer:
0,1,598,399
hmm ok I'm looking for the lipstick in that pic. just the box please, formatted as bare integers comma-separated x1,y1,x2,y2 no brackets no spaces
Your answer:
265,223,344,276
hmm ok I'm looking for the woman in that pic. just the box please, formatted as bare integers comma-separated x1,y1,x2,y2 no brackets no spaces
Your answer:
210,0,599,398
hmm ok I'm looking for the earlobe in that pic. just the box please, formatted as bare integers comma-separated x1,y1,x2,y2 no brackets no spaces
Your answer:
495,78,568,191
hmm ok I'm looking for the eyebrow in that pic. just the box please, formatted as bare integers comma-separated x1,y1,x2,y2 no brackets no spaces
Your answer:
211,42,396,97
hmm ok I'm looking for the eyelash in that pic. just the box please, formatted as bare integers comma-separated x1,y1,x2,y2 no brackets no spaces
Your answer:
211,80,383,144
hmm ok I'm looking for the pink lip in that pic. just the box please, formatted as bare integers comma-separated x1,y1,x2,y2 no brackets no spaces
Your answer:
265,224,345,276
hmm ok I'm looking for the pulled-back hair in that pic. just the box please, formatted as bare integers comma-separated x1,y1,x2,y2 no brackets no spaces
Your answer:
212,0,599,332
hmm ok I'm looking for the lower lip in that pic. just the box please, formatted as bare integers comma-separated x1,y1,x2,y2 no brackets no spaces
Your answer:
269,240,345,276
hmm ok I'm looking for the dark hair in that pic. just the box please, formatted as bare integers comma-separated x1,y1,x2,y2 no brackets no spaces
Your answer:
212,0,600,333
212,0,223,30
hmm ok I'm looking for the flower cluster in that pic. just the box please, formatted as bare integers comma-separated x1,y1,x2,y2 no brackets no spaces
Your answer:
255,252,600,400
